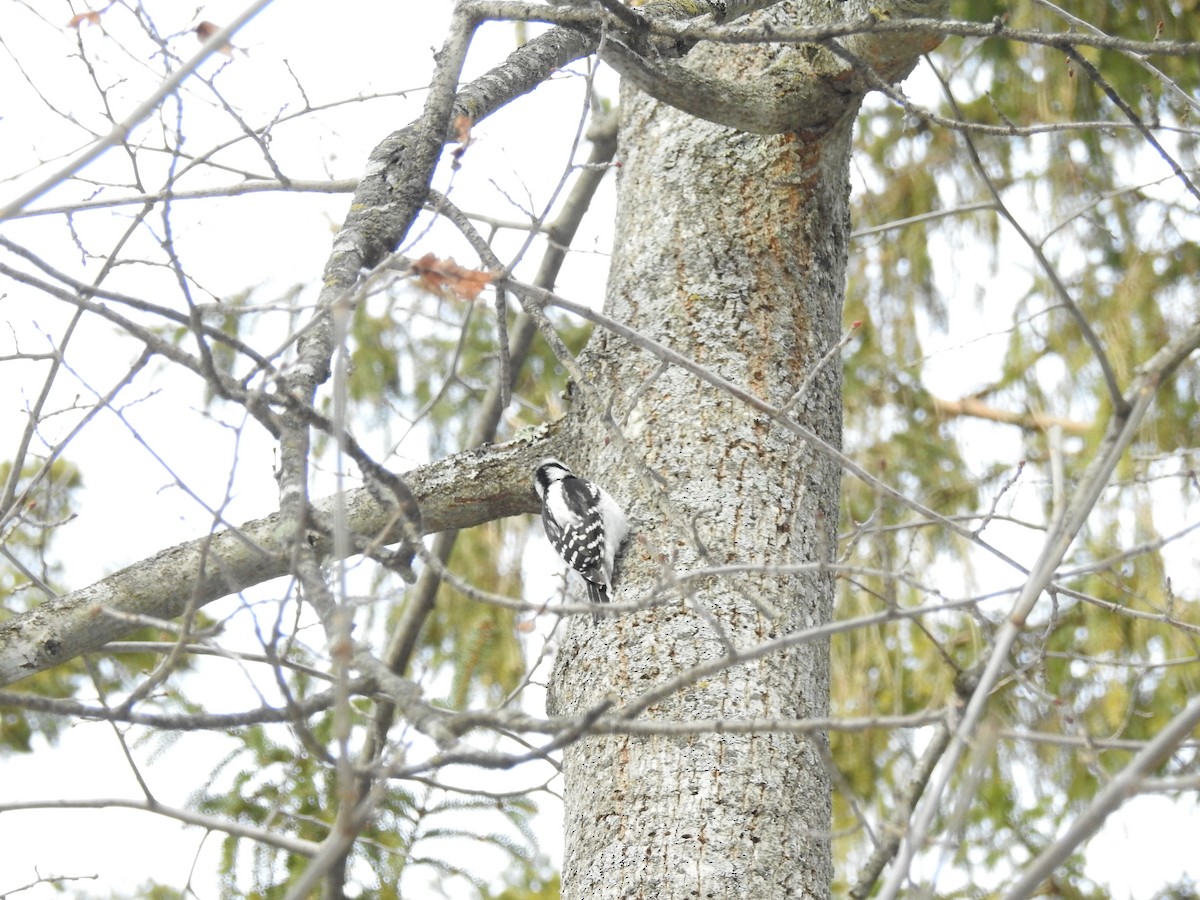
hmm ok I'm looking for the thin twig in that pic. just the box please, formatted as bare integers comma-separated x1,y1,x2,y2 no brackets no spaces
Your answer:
1060,44,1200,203
925,56,1128,414
874,316,1200,900
0,1,276,219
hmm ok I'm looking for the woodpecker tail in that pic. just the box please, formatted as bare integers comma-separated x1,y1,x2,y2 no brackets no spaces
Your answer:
586,580,609,624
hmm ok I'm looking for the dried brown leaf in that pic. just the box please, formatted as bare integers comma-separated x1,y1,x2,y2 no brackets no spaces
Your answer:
451,115,473,169
411,253,494,301
195,21,234,56
67,10,103,28
453,115,473,146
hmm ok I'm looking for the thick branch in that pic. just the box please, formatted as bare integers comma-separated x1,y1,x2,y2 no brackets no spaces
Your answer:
474,3,1200,60
267,13,598,626
0,438,555,687
601,0,949,134
315,16,595,311
931,395,1090,436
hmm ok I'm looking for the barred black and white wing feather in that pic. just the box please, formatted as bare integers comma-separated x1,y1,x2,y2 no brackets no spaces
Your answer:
533,458,629,621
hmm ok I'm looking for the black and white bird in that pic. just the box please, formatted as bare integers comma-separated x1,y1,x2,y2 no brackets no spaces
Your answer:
533,458,630,621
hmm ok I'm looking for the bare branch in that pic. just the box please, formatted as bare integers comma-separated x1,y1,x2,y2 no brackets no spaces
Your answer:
0,797,319,856
595,0,949,133
0,441,549,687
876,315,1200,899
470,3,1200,60
1060,44,1200,203
1001,688,1200,899
0,2,277,220
930,395,1090,435
10,179,359,219
925,59,1128,415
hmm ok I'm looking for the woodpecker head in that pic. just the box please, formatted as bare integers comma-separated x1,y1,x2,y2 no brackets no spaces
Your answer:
533,458,573,500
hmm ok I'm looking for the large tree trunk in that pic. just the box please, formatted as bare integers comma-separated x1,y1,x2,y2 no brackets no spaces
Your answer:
548,9,857,897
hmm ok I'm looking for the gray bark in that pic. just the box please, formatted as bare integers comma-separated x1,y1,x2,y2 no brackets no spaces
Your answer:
0,440,550,687
546,2,946,897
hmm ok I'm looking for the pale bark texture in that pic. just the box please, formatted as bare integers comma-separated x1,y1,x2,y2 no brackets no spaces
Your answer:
547,6,865,898
0,438,563,687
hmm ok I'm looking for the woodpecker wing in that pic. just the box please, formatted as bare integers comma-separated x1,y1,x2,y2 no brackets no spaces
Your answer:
541,476,609,593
